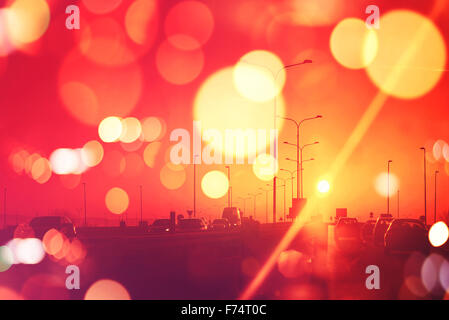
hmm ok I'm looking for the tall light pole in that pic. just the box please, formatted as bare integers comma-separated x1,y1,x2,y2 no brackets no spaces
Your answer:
280,168,296,206
387,160,392,215
259,185,271,224
193,155,199,217
280,116,322,199
434,170,439,223
225,166,231,207
271,60,313,226
286,157,314,198
249,193,261,219
420,147,427,225
276,177,287,222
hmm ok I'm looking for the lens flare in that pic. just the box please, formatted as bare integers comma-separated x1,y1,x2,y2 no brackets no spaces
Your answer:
49,149,81,175
252,154,278,181
201,171,229,199
99,117,123,143
374,172,399,198
194,67,285,157
317,180,330,193
85,279,131,300
0,246,14,272
164,0,214,50
330,18,378,69
428,221,449,247
125,0,158,45
366,10,446,99
82,0,122,14
141,117,164,142
15,238,45,265
143,142,161,168
105,187,129,215
233,50,286,102
119,117,142,143
160,163,186,190
156,39,204,85
6,0,50,45
81,140,104,167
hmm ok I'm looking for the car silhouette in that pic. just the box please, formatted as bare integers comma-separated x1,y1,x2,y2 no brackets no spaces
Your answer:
334,217,360,248
177,218,207,232
29,216,76,239
361,219,376,244
222,207,242,228
149,219,171,233
373,214,393,247
209,218,230,231
384,219,429,255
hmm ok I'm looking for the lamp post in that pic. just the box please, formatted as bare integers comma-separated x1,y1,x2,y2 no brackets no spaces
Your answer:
276,177,287,222
239,196,251,216
249,193,261,219
193,154,200,217
139,185,143,224
387,160,392,215
271,61,313,226
259,185,271,224
225,166,231,207
434,170,439,223
286,157,314,198
280,116,322,199
280,168,296,206
420,147,427,225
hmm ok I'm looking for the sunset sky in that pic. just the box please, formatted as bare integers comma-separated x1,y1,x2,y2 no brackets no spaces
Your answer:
1,0,449,226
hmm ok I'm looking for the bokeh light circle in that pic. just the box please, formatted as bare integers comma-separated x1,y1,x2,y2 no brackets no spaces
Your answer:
428,221,449,247
156,39,204,85
85,279,131,300
252,154,278,181
6,0,50,45
194,67,285,157
366,10,446,99
105,187,129,215
201,171,229,199
99,117,123,143
374,172,399,198
165,1,214,50
119,117,142,143
81,140,104,167
234,50,286,102
330,18,378,69
160,164,186,190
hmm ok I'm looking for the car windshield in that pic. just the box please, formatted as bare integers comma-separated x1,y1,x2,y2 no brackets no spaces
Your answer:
30,217,61,227
152,219,170,226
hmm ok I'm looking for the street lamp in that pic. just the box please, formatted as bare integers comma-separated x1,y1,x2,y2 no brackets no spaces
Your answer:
280,168,296,206
259,184,271,224
193,154,200,217
238,196,251,216
248,193,261,219
285,141,319,199
276,177,287,222
387,160,392,215
225,166,231,207
286,157,314,197
271,61,313,225
435,170,439,224
420,147,427,225
280,115,322,200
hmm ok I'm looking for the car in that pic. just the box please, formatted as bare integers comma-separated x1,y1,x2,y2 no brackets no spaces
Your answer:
29,216,76,239
177,218,207,232
361,219,376,244
209,219,230,231
384,219,429,254
149,219,171,233
222,207,242,228
373,215,393,247
334,217,360,243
